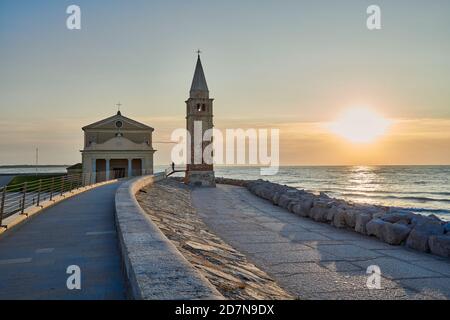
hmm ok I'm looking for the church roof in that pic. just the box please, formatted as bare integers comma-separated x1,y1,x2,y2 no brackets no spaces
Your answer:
82,111,154,131
190,54,209,97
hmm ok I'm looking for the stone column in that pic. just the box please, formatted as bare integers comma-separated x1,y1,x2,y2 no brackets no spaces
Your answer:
128,158,133,177
106,158,110,181
141,158,145,175
92,158,96,184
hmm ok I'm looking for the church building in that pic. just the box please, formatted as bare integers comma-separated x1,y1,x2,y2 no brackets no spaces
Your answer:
81,111,155,183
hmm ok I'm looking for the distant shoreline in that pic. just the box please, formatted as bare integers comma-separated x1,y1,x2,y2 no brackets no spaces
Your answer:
0,165,68,168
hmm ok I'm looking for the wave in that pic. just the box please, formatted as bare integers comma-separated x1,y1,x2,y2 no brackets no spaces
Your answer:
405,207,450,215
319,188,450,197
338,193,450,204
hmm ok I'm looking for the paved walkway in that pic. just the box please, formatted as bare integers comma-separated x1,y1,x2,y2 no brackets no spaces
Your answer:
0,183,126,300
192,185,450,300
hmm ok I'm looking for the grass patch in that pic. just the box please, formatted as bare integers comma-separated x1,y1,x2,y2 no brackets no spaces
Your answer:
8,174,65,186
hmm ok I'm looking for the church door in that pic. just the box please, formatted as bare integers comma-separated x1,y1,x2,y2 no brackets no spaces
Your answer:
113,168,126,179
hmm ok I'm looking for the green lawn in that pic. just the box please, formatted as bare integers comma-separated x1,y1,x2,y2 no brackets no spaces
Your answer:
8,174,66,187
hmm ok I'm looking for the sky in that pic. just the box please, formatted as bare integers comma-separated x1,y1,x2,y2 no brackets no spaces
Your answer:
0,0,449,166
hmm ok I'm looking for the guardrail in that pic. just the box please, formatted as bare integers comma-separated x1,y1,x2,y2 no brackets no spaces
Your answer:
0,169,154,228
164,165,187,177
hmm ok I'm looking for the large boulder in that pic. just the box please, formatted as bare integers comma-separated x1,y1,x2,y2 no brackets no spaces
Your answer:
292,197,314,217
287,200,299,212
365,219,410,244
429,235,450,258
272,192,283,205
443,222,450,234
344,210,358,228
333,209,347,228
355,214,372,235
260,185,279,200
277,194,294,209
406,220,445,253
310,200,330,222
410,214,433,227
291,203,303,216
380,222,411,245
325,205,339,223
366,218,385,238
381,210,415,224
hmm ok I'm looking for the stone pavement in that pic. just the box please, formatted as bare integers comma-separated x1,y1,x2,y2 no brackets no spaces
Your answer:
191,184,450,300
0,183,126,300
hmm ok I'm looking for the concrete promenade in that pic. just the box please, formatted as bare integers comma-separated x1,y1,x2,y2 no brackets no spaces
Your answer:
192,184,450,300
0,182,126,299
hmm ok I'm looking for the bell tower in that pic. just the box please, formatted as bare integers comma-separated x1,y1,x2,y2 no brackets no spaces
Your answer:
185,52,216,187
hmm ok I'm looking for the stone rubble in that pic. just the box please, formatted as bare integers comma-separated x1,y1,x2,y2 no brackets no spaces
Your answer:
243,179,450,258
136,179,292,300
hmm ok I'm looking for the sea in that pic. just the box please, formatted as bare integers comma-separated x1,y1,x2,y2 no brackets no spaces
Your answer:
2,165,449,220
0,166,68,175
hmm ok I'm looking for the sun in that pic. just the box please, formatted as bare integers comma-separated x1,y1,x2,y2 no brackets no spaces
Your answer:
328,107,391,143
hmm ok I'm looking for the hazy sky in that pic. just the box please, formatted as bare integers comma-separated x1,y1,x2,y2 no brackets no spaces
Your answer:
1,0,449,165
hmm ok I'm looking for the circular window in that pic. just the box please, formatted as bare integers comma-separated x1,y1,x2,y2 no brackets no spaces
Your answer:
115,120,123,128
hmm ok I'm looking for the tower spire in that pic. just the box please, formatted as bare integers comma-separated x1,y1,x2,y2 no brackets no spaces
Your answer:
190,52,209,98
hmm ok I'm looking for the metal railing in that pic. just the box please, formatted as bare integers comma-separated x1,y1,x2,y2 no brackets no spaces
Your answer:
0,169,153,228
164,165,187,177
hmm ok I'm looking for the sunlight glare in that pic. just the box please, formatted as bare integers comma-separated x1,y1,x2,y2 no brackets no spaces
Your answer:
328,107,391,143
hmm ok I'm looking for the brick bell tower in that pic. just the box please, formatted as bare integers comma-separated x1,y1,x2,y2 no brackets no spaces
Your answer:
184,52,216,187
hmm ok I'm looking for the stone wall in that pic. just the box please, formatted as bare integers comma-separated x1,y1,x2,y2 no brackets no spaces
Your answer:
114,173,223,300
240,180,450,258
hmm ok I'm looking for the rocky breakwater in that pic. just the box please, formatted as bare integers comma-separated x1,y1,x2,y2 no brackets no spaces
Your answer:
245,180,450,258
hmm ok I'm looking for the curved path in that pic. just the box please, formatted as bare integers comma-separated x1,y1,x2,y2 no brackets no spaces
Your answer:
192,184,450,300
0,182,126,300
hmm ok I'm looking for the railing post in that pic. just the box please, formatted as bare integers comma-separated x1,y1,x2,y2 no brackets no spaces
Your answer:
60,176,65,196
20,182,27,215
49,177,54,201
0,187,6,227
36,179,42,207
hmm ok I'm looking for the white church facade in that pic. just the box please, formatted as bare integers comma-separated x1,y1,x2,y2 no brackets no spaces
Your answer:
81,111,155,183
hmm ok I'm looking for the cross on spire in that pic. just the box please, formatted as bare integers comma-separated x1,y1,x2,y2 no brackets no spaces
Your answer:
196,49,201,56
116,102,122,115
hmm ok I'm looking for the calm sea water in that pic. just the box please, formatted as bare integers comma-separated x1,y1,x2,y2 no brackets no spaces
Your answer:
163,165,450,220
0,166,68,175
